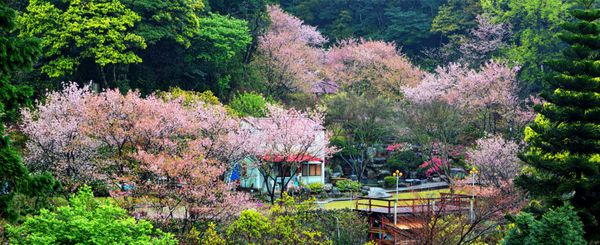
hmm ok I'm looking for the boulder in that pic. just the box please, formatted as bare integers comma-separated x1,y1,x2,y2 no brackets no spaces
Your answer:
323,183,333,192
361,186,370,192
331,187,342,197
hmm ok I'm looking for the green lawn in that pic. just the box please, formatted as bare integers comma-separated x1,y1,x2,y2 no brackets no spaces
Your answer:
322,189,454,210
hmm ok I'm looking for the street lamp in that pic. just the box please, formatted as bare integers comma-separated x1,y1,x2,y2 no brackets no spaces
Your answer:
469,166,478,222
393,170,403,225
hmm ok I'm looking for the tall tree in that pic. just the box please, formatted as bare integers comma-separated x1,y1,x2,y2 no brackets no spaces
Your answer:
517,1,600,241
482,0,573,89
19,0,146,88
322,92,396,182
0,0,49,221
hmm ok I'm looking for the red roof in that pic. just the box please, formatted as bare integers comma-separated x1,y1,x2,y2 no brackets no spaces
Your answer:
261,155,322,163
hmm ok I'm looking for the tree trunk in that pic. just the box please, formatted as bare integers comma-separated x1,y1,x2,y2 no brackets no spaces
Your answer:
98,65,109,89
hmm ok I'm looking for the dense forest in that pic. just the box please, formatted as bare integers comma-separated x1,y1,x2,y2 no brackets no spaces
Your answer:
2,0,600,244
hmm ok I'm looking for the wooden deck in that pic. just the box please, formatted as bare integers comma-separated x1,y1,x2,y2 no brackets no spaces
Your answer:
354,193,473,214
357,193,475,244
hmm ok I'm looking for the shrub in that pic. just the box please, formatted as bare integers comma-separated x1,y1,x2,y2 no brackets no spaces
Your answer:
384,176,399,188
336,180,361,192
502,204,585,245
229,92,269,117
308,182,324,193
387,150,421,173
6,186,177,244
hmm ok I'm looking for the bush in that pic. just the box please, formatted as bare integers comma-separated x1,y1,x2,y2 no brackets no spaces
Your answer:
383,176,399,188
336,180,361,192
307,182,324,193
387,150,421,173
502,204,585,245
229,92,269,117
6,186,177,244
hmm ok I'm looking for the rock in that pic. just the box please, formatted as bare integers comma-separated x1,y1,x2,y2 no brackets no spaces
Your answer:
432,177,441,182
349,175,358,181
319,192,329,199
361,186,370,192
323,183,333,192
331,187,342,196
361,190,369,196
332,172,342,178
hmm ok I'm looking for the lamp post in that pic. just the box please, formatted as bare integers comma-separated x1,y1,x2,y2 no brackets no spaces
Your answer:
469,166,478,222
393,170,403,225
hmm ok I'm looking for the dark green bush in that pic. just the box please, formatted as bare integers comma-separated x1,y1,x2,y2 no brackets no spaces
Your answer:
387,150,421,173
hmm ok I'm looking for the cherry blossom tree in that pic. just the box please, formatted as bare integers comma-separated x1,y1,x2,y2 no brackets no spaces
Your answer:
22,83,252,225
324,39,423,99
403,61,526,135
244,105,335,203
459,15,510,66
466,135,520,189
21,83,101,192
255,5,327,97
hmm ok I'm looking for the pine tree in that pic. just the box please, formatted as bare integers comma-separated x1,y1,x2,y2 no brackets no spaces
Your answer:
517,1,600,241
0,0,43,221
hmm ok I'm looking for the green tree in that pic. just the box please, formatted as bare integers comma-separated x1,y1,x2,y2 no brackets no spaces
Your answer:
0,0,40,123
502,204,586,245
229,92,269,117
123,0,204,47
482,0,573,89
516,1,600,241
19,0,146,88
0,0,57,222
6,186,177,244
323,92,396,182
186,13,252,97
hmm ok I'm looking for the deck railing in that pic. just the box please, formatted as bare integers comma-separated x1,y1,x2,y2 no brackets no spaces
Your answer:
354,193,473,214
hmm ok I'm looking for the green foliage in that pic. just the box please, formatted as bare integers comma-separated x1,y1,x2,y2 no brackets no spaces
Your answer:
200,223,225,245
0,1,40,123
431,0,481,36
226,209,271,244
0,1,58,222
123,0,204,46
157,87,221,106
19,0,146,87
482,0,572,88
307,182,324,193
226,193,365,244
335,180,361,192
502,204,586,245
387,150,422,173
383,176,398,188
516,5,600,241
279,0,444,54
6,186,178,244
229,92,269,117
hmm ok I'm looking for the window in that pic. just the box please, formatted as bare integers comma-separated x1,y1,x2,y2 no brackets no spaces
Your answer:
302,163,321,176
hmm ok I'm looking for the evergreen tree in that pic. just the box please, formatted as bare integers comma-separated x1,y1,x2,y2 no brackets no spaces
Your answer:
0,0,56,221
517,1,600,241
